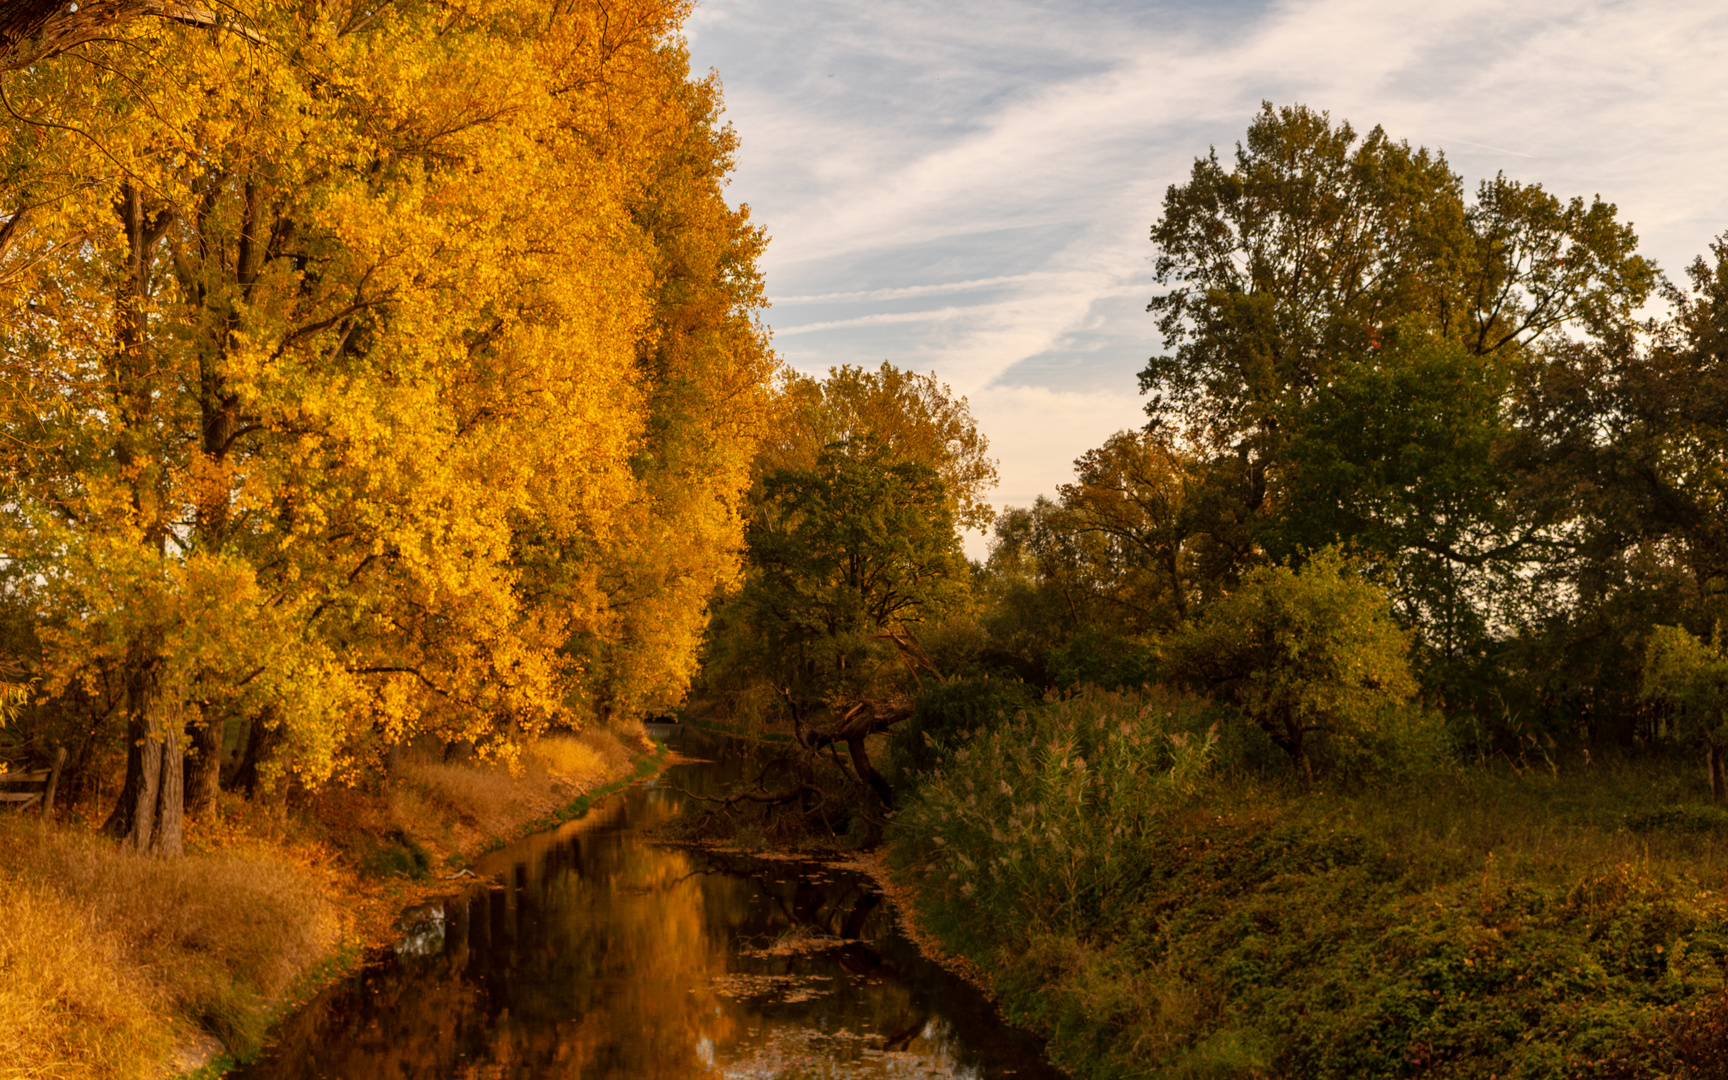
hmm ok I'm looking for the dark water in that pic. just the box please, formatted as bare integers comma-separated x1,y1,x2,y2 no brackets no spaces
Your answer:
236,726,1064,1079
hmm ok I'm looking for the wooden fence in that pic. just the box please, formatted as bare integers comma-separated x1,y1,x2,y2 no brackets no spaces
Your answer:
1,746,66,814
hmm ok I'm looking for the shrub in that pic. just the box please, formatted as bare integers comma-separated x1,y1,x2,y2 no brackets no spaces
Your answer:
1165,547,1423,782
888,676,1035,785
1642,624,1728,799
892,734,1728,1079
892,685,1218,937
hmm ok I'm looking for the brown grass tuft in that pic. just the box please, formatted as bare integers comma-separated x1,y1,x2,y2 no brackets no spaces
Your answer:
0,818,339,1072
0,876,169,1080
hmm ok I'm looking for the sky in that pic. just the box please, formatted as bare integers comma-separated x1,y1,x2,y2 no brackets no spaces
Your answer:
683,0,1728,557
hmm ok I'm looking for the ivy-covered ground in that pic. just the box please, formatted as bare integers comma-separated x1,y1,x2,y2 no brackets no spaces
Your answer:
889,688,1728,1079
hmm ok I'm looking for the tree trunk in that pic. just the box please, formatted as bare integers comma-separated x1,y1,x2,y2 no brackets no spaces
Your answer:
1,0,226,72
101,655,185,855
232,706,284,801
184,715,224,818
153,711,183,855
846,735,893,806
1708,741,1724,802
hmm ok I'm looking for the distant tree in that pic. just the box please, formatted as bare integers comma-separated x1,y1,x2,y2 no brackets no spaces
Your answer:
1140,102,1655,712
1165,549,1418,782
734,440,969,721
1496,235,1728,745
1056,430,1260,628
765,364,999,533
1642,626,1728,800
1144,102,1651,459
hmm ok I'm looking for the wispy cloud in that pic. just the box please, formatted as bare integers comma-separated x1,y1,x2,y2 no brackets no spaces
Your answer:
775,273,1057,305
774,304,998,336
691,0,1728,554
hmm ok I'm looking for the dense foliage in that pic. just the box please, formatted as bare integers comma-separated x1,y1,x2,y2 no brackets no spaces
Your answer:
697,363,987,730
975,103,1728,761
0,0,776,851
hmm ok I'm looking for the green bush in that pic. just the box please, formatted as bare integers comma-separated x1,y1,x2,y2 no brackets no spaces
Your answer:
358,829,433,880
1046,626,1160,692
1165,548,1423,782
892,685,1218,937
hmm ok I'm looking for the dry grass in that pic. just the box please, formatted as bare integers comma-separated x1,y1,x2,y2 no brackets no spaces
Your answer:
393,726,634,845
0,876,168,1080
0,818,338,1077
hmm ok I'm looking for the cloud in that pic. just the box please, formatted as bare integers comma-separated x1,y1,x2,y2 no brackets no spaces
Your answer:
692,0,1728,521
775,273,1057,305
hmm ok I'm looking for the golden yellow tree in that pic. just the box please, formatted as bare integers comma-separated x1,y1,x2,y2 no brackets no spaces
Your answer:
0,0,775,849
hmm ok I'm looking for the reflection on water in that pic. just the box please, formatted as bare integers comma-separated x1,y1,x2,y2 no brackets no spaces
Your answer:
237,728,1063,1080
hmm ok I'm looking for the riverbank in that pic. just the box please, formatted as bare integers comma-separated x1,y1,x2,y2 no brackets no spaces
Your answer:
884,687,1728,1080
0,724,662,1080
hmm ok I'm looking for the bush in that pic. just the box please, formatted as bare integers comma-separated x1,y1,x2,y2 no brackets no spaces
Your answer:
1166,548,1423,782
1046,626,1159,692
892,685,1218,937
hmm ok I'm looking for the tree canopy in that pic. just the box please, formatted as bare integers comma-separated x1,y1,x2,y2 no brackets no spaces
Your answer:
0,0,777,850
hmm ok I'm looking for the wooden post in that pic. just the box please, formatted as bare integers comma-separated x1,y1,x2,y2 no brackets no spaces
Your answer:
41,746,65,817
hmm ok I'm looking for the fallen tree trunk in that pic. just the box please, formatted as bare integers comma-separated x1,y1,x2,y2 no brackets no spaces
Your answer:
795,695,915,807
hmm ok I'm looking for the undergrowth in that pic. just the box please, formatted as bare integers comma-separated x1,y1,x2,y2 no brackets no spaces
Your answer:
0,819,337,1078
890,686,1728,1079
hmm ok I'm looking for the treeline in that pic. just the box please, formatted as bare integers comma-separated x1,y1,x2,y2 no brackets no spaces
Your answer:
982,102,1727,773
839,107,1728,1080
688,103,1728,844
0,0,777,853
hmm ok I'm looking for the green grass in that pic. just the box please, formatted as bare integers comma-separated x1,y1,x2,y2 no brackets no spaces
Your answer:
890,688,1728,1079
178,938,368,1080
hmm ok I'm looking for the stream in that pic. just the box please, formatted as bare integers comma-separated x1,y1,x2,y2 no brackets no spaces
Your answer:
233,724,1065,1079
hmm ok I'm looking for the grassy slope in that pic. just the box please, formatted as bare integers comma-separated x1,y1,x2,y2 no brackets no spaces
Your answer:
889,690,1728,1079
0,725,660,1080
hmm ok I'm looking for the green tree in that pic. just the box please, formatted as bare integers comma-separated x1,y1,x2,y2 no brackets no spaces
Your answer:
1140,102,1654,711
1165,549,1419,782
731,439,968,724
1642,625,1728,799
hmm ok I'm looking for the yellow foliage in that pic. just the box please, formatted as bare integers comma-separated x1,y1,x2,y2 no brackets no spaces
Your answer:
0,0,776,801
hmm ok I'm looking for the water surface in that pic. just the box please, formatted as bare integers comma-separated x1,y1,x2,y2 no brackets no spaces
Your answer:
237,726,1064,1079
